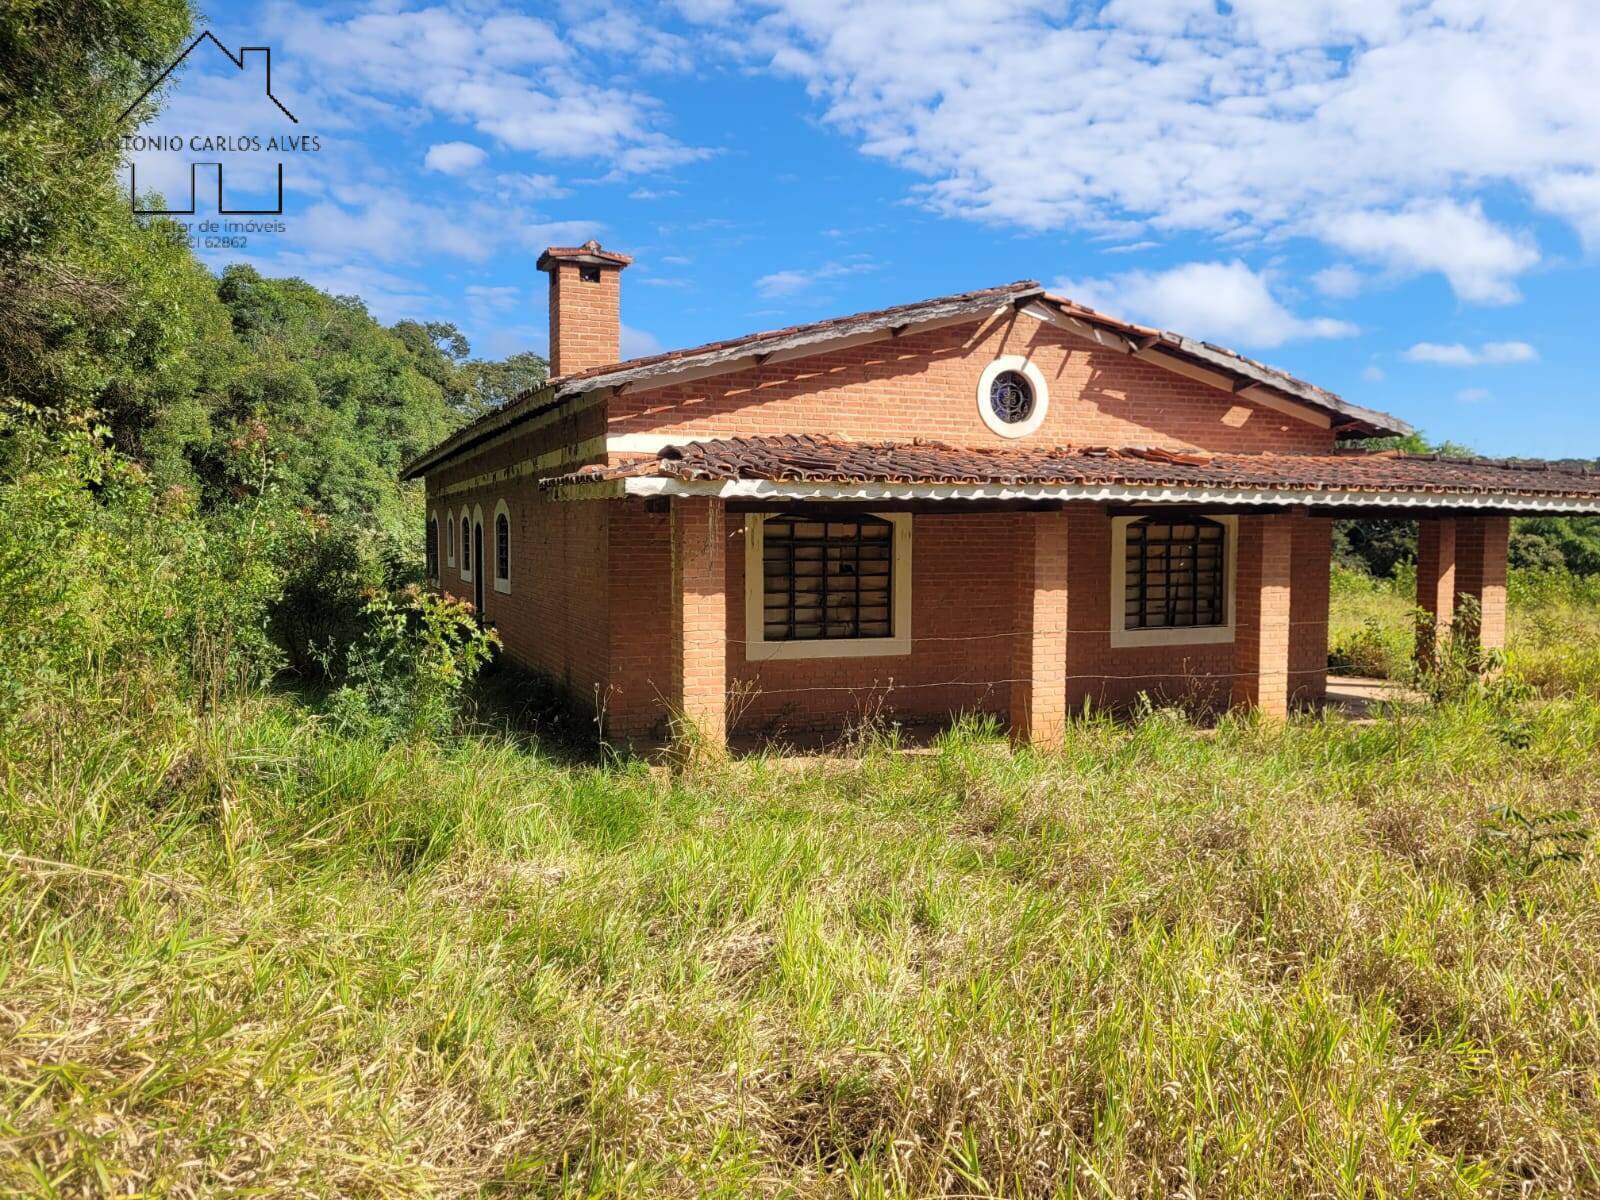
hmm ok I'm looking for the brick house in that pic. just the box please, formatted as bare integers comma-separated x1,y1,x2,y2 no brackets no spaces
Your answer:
403,241,1600,748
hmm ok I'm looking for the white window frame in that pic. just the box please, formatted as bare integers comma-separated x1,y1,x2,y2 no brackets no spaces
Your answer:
460,511,473,582
744,511,913,661
427,511,440,581
977,355,1050,439
1110,513,1238,648
445,508,456,567
492,499,512,594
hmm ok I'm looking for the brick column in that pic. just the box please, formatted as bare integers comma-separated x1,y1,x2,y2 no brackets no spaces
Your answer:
1415,517,1457,667
1009,510,1069,749
670,496,727,747
1232,514,1293,719
1456,515,1509,662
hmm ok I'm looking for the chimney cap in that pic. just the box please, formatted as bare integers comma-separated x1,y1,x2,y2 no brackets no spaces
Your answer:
537,239,633,272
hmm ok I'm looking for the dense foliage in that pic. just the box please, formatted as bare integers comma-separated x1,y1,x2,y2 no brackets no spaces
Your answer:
0,0,543,704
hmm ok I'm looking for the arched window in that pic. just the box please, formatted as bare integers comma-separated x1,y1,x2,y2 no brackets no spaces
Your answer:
426,515,439,580
445,509,455,566
493,500,511,594
460,514,472,581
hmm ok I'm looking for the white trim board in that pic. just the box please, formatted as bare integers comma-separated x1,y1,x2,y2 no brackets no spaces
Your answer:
618,476,1600,513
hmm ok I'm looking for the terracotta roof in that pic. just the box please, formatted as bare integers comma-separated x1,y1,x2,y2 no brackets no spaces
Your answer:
536,240,633,271
1036,294,1404,436
547,434,1600,501
553,281,1043,386
399,281,1044,481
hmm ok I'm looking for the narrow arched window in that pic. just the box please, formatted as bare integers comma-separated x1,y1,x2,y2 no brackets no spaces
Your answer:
426,517,439,580
446,510,455,565
496,514,509,580
461,515,472,580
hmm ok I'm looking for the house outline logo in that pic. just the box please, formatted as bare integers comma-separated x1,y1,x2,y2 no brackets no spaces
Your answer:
120,31,302,217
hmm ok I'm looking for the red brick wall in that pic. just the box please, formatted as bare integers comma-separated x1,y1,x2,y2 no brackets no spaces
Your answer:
1063,507,1329,714
427,399,611,719
609,311,1335,454
728,512,1024,737
596,508,1028,741
1232,515,1294,716
439,493,1334,742
606,502,675,741
547,262,621,377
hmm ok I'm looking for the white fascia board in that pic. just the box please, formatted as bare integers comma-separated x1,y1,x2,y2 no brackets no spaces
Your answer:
622,476,1600,513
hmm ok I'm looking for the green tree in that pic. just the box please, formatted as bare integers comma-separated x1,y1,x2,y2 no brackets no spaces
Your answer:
0,0,196,428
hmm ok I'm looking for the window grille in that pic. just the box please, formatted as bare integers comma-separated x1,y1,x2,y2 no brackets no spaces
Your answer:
1124,517,1226,629
426,518,439,579
461,517,471,571
761,516,894,641
495,512,509,580
988,369,1035,425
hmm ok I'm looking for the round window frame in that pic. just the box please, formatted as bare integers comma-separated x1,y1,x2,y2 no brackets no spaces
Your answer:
977,356,1049,439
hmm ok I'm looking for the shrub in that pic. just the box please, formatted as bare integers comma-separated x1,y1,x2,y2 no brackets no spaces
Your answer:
327,586,499,740
272,513,420,679
0,419,287,725
1329,618,1410,678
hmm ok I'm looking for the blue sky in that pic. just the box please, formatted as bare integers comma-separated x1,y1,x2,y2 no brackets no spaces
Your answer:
125,1,1600,457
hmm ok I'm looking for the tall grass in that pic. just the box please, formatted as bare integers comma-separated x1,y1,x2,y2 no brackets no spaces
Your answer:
4,685,1599,1196
1329,564,1600,700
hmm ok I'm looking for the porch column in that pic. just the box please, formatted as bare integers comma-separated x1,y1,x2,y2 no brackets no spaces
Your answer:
670,496,727,747
1232,514,1293,719
1009,510,1069,749
1456,515,1509,664
1416,517,1458,667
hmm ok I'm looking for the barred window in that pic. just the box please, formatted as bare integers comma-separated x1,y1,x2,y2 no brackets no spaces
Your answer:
761,516,893,641
461,516,471,578
495,512,509,581
426,517,439,579
988,369,1035,425
1124,517,1226,629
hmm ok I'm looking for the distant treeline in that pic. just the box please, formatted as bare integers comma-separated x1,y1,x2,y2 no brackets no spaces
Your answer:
1331,437,1600,579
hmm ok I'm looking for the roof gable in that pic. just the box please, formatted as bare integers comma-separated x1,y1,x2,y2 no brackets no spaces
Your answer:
402,278,1411,480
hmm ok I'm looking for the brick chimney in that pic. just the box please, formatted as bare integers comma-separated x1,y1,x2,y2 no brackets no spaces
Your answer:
536,240,633,376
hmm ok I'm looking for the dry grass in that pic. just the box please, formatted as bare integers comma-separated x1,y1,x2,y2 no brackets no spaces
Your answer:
3,687,1600,1197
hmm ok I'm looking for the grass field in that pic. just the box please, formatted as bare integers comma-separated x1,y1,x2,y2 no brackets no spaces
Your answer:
4,584,1600,1196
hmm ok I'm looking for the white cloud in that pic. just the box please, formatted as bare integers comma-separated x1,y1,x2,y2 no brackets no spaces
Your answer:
1362,365,1385,383
1056,261,1357,348
1312,264,1364,299
714,1,1600,301
1457,387,1491,403
1403,340,1539,365
1318,201,1538,304
489,172,570,201
266,3,707,176
755,259,876,297
425,141,488,174
465,284,520,310
1529,171,1600,250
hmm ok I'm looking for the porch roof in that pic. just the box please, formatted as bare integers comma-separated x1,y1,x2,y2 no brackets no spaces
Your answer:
544,434,1600,513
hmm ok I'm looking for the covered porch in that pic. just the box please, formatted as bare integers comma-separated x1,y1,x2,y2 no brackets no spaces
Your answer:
548,436,1600,749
